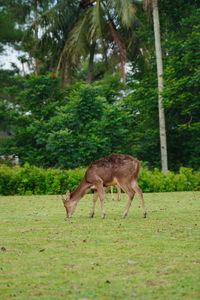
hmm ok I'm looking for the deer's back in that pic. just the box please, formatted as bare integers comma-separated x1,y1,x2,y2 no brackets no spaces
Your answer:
85,154,140,184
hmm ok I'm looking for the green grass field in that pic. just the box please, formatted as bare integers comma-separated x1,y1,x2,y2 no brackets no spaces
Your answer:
0,192,200,300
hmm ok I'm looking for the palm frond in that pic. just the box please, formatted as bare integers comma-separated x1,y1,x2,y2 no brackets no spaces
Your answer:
56,11,91,76
108,0,137,28
65,15,90,61
89,0,104,39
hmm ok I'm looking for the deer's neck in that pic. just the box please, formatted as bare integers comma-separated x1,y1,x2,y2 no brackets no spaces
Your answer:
71,177,90,202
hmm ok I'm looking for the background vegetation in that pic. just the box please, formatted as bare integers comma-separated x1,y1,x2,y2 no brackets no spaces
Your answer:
0,0,199,173
0,163,199,195
0,4,199,299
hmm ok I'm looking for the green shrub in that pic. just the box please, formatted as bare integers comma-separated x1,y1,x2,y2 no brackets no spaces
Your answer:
16,163,46,195
0,165,19,195
65,168,85,192
0,164,199,195
138,167,200,193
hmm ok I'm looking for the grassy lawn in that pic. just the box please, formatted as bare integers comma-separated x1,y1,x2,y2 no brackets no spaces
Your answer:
0,192,200,300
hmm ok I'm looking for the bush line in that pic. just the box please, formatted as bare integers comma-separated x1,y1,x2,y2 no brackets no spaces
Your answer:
0,163,199,195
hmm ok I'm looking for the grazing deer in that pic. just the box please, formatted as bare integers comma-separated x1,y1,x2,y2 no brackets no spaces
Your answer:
61,154,147,219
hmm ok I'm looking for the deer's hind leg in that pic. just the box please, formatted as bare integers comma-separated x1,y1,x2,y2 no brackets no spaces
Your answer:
132,180,147,218
110,186,115,201
117,185,122,201
117,181,135,218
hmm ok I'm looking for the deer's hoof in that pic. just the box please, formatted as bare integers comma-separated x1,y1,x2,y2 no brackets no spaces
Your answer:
143,212,147,218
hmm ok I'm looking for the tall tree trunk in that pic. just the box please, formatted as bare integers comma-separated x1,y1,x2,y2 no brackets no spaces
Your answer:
86,42,96,84
21,62,25,76
108,20,126,85
152,0,168,173
61,57,72,87
34,58,40,76
34,0,39,76
56,52,72,87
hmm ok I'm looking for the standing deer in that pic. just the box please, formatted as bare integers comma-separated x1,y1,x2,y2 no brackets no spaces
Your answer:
61,154,147,218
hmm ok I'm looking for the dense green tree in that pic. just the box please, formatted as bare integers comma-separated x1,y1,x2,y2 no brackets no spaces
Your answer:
163,8,200,169
45,81,129,168
0,74,63,164
125,68,160,168
0,75,130,168
0,0,199,171
125,4,200,170
0,2,22,53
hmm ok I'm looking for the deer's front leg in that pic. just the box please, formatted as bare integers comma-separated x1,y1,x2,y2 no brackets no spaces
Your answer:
96,181,106,219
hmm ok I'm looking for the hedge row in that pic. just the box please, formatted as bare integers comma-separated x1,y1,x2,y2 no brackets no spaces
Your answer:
0,163,85,196
0,163,199,196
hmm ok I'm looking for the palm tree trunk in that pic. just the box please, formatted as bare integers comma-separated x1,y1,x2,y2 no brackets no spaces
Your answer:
86,42,96,84
33,0,40,76
61,58,72,87
108,20,126,85
152,0,168,173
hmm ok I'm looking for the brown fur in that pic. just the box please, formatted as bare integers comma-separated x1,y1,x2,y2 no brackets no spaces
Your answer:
62,154,147,218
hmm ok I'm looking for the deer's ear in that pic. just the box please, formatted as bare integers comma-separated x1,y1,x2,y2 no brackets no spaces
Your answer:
66,190,71,201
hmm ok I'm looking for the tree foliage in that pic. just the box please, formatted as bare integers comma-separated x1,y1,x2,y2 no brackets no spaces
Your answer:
0,1,199,171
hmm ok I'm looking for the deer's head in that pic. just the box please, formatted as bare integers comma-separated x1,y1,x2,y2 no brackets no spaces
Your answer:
61,191,77,218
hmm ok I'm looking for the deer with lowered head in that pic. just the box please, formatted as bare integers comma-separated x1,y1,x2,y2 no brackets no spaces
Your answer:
61,154,147,219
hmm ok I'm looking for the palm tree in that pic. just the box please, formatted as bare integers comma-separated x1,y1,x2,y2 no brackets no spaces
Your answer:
22,0,81,82
57,0,142,85
24,0,144,86
144,0,168,173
